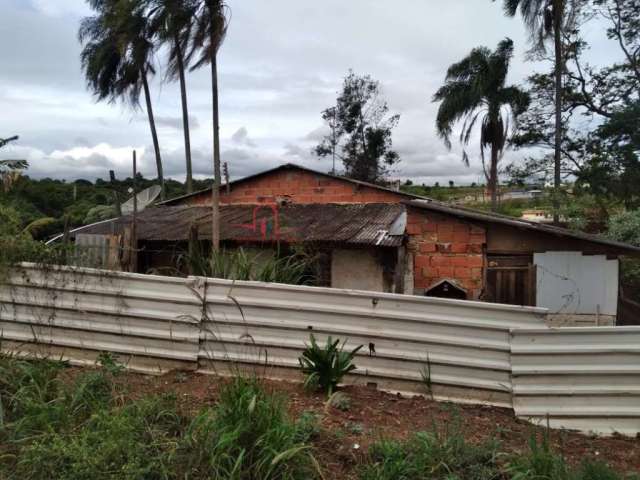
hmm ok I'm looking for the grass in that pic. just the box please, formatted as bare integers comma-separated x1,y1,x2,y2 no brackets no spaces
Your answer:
0,355,320,480
0,355,637,480
359,418,502,480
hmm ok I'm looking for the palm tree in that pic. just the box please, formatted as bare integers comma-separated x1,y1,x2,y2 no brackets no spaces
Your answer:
79,0,166,200
188,0,229,252
497,0,565,223
433,38,529,211
149,0,198,194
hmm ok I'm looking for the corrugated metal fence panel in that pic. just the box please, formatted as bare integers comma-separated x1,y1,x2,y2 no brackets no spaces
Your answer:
511,327,640,436
0,263,202,374
198,278,548,408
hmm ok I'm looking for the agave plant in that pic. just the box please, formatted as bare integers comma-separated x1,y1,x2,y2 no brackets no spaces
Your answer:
299,334,362,396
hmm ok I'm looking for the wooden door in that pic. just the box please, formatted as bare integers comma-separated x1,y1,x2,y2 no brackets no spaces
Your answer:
485,255,536,306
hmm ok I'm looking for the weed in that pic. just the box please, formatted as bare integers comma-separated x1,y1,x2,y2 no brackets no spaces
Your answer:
359,419,501,480
175,376,321,479
295,411,322,442
299,334,362,396
16,395,183,480
506,431,630,480
96,351,124,376
346,422,364,435
420,353,434,401
327,391,351,412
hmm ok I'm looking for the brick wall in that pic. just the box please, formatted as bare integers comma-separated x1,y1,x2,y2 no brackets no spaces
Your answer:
176,169,405,206
407,207,486,300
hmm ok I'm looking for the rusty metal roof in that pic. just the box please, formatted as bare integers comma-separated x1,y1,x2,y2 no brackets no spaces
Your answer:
406,199,640,255
68,203,406,247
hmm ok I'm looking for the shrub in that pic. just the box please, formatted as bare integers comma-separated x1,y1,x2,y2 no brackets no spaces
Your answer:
299,334,362,395
359,420,501,480
175,376,320,479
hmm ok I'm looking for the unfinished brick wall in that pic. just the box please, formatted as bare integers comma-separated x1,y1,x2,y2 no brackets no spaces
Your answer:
172,168,406,206
407,207,486,300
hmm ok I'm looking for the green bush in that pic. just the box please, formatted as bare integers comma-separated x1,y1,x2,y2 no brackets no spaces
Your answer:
175,376,320,479
299,334,362,395
359,422,501,480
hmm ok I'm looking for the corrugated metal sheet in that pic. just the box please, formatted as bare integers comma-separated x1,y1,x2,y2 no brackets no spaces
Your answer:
534,252,619,316
6,263,640,436
65,204,406,247
1,264,202,374
511,327,640,436
198,277,548,408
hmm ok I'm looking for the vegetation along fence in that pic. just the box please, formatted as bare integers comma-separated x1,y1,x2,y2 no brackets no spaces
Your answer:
2,263,640,436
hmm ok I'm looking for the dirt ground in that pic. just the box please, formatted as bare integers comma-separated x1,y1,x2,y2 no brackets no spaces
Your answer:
64,368,640,478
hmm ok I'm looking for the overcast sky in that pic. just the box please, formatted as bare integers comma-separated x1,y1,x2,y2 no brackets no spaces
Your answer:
0,0,615,185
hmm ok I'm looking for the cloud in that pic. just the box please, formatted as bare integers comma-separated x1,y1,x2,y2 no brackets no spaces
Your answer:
0,0,614,186
155,115,201,130
230,127,257,147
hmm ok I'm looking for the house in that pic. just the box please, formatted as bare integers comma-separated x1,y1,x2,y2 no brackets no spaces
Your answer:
68,163,640,325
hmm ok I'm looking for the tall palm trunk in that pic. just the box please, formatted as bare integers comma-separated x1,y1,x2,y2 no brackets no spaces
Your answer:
552,0,563,225
489,144,499,212
142,74,165,200
175,36,193,194
210,43,221,253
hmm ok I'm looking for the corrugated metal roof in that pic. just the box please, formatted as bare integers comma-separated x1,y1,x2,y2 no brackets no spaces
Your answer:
406,199,640,254
69,203,406,247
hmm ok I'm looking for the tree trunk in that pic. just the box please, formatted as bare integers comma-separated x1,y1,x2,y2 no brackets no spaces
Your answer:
552,0,563,225
175,36,193,194
142,74,165,200
489,143,499,212
210,47,221,253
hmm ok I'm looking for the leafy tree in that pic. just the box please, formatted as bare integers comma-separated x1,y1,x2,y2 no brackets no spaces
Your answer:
149,0,199,194
79,0,166,199
508,1,640,212
433,38,529,211
188,0,230,252
315,71,400,184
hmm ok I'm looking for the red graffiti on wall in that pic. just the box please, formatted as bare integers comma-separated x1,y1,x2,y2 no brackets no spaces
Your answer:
234,204,281,241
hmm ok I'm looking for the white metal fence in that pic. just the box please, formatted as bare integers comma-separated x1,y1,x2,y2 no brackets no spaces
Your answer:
3,263,640,436
511,327,640,436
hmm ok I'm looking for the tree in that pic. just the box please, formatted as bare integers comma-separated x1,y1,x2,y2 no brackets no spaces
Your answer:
79,0,166,200
497,0,581,223
507,1,640,211
315,71,400,184
433,38,529,211
150,0,198,194
188,0,229,252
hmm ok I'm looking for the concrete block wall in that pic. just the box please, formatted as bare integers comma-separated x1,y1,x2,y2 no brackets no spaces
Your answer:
185,169,403,205
407,208,486,299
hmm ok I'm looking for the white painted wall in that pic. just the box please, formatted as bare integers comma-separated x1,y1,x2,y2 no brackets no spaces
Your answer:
331,249,385,292
534,252,619,316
